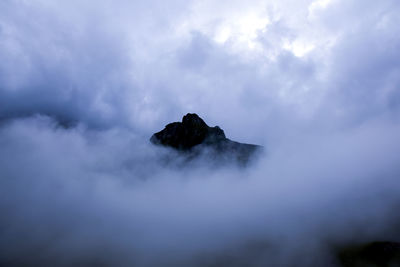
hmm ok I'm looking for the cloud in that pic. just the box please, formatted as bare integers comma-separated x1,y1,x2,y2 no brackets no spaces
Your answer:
0,0,400,266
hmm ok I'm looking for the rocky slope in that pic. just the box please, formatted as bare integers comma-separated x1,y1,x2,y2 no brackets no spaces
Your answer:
150,113,262,166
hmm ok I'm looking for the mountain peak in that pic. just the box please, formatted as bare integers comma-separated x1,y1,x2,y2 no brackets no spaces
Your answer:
150,113,262,166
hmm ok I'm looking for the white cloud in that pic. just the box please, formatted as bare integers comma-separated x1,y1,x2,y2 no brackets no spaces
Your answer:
308,0,334,19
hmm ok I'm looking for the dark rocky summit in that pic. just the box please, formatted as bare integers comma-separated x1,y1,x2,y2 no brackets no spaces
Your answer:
150,113,262,166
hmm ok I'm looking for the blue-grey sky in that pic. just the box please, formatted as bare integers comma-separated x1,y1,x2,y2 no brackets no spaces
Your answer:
0,0,400,266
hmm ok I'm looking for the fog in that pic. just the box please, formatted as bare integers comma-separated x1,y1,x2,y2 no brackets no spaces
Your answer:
1,0,400,266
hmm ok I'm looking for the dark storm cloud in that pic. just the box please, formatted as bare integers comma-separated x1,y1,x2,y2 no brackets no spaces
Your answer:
1,0,400,266
0,0,137,129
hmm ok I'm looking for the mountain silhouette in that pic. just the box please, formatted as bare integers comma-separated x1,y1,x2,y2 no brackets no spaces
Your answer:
150,113,262,166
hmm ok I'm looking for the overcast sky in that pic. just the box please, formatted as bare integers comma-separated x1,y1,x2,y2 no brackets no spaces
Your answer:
1,0,400,266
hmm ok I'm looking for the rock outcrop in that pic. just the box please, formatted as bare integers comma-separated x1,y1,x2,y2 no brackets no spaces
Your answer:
338,241,400,267
150,113,262,166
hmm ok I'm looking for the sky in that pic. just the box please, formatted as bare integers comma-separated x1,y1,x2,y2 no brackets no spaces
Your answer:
0,0,400,266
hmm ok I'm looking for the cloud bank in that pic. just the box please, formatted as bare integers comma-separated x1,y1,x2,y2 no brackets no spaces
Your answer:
1,0,400,266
